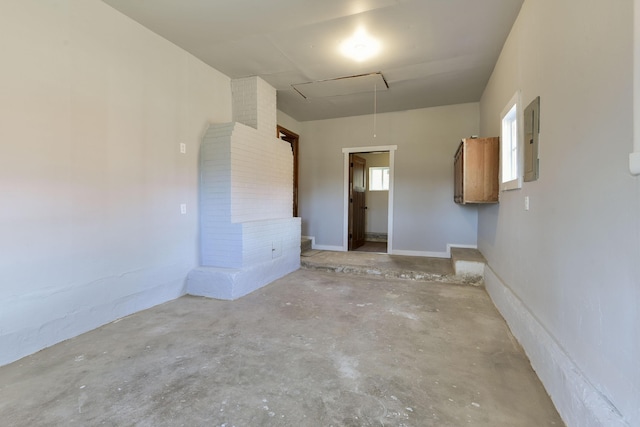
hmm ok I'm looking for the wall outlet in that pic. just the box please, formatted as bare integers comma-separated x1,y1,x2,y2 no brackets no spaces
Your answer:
180,204,187,214
179,143,186,154
524,196,530,211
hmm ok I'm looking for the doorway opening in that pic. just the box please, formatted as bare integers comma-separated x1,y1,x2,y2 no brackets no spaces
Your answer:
277,125,299,217
342,145,397,254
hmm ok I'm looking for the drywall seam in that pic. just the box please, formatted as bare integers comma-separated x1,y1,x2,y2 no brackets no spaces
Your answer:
484,265,629,427
633,0,640,175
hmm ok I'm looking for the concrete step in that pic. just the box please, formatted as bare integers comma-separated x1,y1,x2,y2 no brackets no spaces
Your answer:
299,248,486,286
450,247,486,283
301,237,312,252
300,250,483,285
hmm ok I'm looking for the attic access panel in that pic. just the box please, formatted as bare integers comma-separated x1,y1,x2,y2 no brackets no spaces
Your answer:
293,72,388,99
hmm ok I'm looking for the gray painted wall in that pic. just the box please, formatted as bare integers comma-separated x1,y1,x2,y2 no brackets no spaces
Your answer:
277,110,304,137
0,0,232,366
478,0,638,425
289,103,480,255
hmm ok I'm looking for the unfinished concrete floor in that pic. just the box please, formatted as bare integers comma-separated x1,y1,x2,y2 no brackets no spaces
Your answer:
301,250,468,284
301,249,489,286
0,269,563,426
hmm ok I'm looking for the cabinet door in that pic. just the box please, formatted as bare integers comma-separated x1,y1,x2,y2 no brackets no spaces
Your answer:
464,140,485,202
482,138,499,202
454,137,499,204
454,144,464,203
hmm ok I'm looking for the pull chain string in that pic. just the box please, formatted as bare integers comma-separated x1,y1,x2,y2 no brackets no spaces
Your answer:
374,83,377,138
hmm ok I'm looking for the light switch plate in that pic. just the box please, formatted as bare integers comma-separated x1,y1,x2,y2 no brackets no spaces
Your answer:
180,204,187,214
180,143,186,154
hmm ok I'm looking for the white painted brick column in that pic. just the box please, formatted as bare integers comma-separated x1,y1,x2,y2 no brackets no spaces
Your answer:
189,77,300,299
231,76,277,139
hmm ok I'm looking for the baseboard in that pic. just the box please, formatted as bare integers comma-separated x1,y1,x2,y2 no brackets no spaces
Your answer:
313,244,344,252
305,235,344,252
306,241,475,258
391,244,477,259
484,265,628,427
391,249,449,258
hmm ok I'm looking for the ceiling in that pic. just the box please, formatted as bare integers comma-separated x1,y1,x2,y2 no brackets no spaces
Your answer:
101,0,524,122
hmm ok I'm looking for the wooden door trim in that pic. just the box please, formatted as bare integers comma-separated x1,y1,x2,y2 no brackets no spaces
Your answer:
277,125,299,217
341,145,397,253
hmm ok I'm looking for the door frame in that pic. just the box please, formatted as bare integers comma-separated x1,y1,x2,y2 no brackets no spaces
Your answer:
277,125,299,217
342,145,397,253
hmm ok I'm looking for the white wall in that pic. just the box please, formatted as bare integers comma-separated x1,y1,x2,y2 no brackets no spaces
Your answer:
359,152,389,235
0,0,232,366
277,110,304,136
478,1,638,426
300,103,480,255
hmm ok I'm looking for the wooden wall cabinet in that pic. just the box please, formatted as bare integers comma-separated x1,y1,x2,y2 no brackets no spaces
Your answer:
454,137,499,204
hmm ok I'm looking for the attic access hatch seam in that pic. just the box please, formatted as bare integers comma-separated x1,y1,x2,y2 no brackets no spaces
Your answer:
292,72,388,99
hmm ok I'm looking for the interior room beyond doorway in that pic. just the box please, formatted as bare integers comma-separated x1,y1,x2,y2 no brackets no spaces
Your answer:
345,148,393,254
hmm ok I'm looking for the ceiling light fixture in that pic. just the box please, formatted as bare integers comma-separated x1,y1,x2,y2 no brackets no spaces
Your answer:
340,28,381,62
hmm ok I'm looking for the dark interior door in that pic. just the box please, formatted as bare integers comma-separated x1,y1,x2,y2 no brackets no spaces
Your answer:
349,154,366,250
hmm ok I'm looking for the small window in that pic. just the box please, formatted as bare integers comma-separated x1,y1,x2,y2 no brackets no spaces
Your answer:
369,167,389,191
501,92,522,190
